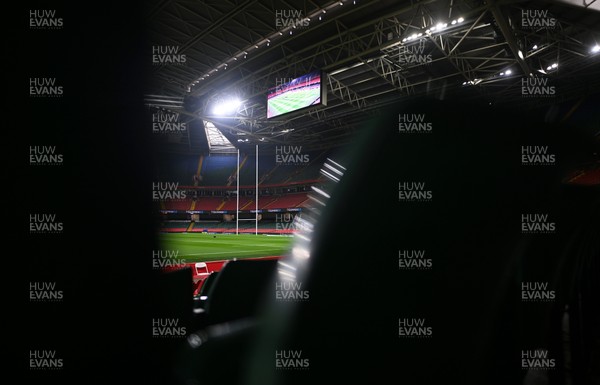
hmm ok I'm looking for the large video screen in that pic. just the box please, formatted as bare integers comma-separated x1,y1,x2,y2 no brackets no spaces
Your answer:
267,71,325,119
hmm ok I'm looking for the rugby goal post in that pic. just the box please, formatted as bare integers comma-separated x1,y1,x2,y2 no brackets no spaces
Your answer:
236,145,259,235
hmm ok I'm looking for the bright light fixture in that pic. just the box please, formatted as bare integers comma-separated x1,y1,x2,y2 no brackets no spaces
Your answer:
518,50,524,60
591,45,600,53
458,17,464,23
213,98,242,115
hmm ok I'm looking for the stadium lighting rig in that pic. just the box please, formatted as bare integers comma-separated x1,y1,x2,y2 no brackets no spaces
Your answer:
462,68,515,87
460,40,600,86
402,16,465,43
212,97,242,116
536,62,559,75
187,0,358,93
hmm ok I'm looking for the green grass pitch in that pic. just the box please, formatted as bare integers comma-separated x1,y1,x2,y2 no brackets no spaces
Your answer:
268,87,320,117
158,233,295,262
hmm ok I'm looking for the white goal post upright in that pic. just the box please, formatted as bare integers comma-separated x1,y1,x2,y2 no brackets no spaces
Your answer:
235,146,259,236
236,149,240,235
256,144,258,235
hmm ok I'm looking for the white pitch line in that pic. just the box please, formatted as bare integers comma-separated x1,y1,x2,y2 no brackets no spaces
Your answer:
165,239,288,248
184,248,283,256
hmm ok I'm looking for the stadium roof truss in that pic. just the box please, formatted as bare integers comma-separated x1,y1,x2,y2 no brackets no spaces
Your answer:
144,0,600,153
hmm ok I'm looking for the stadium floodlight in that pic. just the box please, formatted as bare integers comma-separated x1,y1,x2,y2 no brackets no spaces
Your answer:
451,20,457,25
505,69,512,75
436,23,445,30
458,17,464,23
518,50,524,60
532,44,538,50
213,98,242,115
591,45,600,53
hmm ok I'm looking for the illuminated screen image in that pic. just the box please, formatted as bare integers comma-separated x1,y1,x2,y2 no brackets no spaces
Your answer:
267,71,323,119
